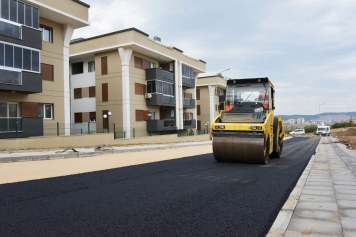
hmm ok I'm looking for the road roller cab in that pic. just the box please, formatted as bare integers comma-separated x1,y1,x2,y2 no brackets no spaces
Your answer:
211,77,284,164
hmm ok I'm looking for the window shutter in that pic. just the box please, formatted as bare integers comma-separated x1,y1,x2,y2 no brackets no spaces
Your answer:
101,56,108,75
74,113,82,123
89,86,96,97
185,93,192,99
197,105,201,115
184,112,189,120
41,63,53,81
74,88,82,99
143,84,147,94
20,102,38,117
102,110,108,129
143,110,150,121
197,120,201,130
136,110,144,121
142,59,150,69
134,56,142,68
135,83,142,94
102,83,108,102
89,112,96,121
196,89,200,100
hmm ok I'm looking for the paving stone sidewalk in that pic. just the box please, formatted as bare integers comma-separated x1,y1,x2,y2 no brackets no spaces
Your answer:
268,136,356,237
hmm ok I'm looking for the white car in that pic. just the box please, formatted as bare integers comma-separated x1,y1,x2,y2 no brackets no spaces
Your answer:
289,129,305,135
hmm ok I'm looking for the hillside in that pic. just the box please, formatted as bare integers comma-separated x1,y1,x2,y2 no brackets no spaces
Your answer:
280,112,356,123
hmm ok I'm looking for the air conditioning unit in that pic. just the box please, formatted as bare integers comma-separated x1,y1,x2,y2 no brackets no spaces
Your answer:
144,93,152,99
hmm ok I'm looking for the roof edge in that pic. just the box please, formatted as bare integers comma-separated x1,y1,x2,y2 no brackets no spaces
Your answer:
199,59,206,64
72,0,90,8
70,28,149,45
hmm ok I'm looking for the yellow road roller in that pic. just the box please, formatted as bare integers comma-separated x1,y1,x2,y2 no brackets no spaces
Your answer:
211,77,284,164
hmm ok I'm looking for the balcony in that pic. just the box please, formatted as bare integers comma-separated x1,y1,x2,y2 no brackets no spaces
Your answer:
0,24,42,50
145,68,174,82
146,94,175,107
0,117,43,139
183,119,196,129
146,119,177,132
182,98,196,109
0,70,42,93
182,77,195,88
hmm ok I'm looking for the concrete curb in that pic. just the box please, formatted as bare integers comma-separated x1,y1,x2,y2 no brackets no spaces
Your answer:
267,139,320,237
0,141,212,164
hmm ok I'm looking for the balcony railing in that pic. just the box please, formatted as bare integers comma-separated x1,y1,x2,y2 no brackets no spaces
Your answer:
162,70,174,81
0,117,22,132
182,76,195,88
0,21,21,39
0,69,21,85
183,119,196,129
183,98,191,106
146,119,177,132
182,98,195,109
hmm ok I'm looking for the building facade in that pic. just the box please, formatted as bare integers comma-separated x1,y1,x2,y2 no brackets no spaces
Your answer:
69,28,206,138
0,0,89,138
196,75,226,132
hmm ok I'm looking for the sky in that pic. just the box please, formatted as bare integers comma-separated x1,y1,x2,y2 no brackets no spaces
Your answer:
72,0,356,115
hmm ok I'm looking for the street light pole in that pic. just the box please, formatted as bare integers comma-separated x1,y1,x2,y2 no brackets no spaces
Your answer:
205,122,209,134
103,111,112,133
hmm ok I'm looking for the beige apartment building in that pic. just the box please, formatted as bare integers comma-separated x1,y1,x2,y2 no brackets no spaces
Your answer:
0,0,89,138
196,75,226,132
69,28,206,138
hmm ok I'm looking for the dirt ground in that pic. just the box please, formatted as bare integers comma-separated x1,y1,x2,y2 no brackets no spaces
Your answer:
331,127,356,150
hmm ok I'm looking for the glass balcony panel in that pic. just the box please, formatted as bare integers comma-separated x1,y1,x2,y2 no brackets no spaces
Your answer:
0,117,22,132
183,98,191,106
0,69,21,85
162,70,174,80
0,20,21,39
164,120,175,128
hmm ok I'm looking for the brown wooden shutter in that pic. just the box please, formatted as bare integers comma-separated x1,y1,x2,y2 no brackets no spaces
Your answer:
197,105,201,115
135,83,141,95
196,89,200,100
136,110,143,121
185,93,192,99
102,83,108,102
143,84,147,94
134,56,142,68
101,56,108,75
197,120,201,130
20,102,38,117
89,86,96,97
143,110,150,121
74,88,82,99
102,110,108,129
142,59,150,69
74,113,82,123
89,112,96,121
41,63,53,81
184,112,189,120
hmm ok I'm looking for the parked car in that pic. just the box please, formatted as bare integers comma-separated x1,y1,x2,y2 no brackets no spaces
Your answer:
289,129,305,135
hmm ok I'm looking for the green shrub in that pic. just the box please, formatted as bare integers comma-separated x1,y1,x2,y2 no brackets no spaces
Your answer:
304,125,318,133
188,128,194,136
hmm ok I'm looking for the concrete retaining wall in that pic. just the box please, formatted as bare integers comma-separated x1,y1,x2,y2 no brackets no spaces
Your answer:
0,134,211,150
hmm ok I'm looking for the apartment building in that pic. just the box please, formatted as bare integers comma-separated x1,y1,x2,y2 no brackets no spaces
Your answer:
69,28,206,138
0,0,89,138
196,75,226,132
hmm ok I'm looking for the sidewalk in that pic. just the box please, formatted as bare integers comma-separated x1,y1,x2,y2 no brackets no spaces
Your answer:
268,136,356,237
0,141,212,163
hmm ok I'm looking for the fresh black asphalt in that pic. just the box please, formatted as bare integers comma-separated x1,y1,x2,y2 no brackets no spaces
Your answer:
0,137,319,237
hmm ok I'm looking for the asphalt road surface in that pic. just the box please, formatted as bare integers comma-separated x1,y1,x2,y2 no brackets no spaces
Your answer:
0,137,319,237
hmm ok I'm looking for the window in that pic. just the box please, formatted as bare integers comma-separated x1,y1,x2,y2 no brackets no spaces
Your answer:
135,110,149,121
197,105,201,116
0,20,21,39
72,62,83,75
40,24,53,43
196,89,200,100
38,104,53,119
74,113,82,123
101,56,107,75
134,56,155,69
182,64,194,85
0,101,19,117
1,0,39,28
89,112,96,122
197,120,201,130
147,80,174,96
74,88,82,99
0,43,40,72
102,83,108,102
41,63,54,81
88,61,95,72
89,86,95,97
135,83,146,95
